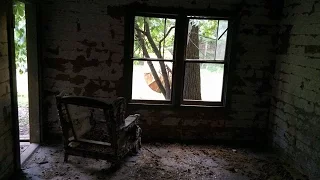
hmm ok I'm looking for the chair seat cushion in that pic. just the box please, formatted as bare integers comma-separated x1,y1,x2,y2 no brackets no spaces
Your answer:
81,121,111,143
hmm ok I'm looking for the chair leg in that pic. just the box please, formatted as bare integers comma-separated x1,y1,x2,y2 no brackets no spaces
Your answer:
64,153,69,162
138,137,142,149
132,137,141,154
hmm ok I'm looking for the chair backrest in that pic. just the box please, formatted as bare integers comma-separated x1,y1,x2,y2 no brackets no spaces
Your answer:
56,94,127,148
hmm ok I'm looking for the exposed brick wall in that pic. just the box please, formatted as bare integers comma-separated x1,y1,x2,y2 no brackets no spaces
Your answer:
41,0,278,142
0,5,15,180
269,0,320,178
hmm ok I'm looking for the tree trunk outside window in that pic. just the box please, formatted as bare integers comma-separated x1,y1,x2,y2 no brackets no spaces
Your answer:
184,25,201,100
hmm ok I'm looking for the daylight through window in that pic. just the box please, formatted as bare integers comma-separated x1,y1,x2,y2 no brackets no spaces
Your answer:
130,14,229,105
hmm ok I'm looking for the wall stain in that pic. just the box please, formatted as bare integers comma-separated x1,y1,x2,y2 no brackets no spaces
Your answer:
86,47,92,58
70,75,86,85
79,39,97,47
83,80,101,96
45,58,69,71
72,55,99,73
55,74,69,81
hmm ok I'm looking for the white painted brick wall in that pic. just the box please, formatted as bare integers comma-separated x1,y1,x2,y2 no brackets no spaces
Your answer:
0,4,14,179
270,0,320,178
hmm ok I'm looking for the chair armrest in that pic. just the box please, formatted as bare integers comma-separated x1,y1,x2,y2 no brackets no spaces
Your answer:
119,114,140,131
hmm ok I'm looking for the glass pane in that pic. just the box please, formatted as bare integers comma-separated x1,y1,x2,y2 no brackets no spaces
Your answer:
133,16,176,60
183,63,224,102
132,60,173,100
186,19,228,60
216,20,228,60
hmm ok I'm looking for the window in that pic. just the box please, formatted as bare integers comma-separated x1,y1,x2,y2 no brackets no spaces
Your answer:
127,12,230,106
132,16,176,101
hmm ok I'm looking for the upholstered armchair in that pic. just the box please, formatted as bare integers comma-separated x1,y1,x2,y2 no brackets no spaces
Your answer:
56,94,141,168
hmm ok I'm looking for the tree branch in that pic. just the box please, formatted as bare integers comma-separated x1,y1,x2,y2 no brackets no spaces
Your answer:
158,26,175,55
144,19,163,58
165,64,172,74
135,26,147,35
144,18,171,99
135,23,167,97
159,26,175,45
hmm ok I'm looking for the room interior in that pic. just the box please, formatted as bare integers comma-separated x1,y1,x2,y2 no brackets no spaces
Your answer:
0,0,320,179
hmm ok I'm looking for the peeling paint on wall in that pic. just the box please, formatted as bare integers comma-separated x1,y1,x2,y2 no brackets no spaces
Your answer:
269,0,320,178
41,0,278,143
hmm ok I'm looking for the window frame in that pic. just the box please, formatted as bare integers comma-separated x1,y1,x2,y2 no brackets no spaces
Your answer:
130,14,177,103
124,8,234,108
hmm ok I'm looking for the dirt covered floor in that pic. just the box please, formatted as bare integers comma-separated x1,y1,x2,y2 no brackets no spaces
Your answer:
18,143,307,180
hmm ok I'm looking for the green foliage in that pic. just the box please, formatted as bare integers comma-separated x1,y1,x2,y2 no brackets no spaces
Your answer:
189,19,218,59
134,17,219,60
133,16,224,99
190,19,218,42
201,64,224,73
133,60,143,65
134,16,175,59
13,1,27,74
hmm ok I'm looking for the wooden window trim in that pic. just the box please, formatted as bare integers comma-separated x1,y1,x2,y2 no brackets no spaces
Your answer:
124,8,235,108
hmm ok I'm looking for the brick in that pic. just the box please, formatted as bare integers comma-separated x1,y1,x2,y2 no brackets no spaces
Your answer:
0,81,10,96
0,68,9,83
296,130,313,146
304,79,320,92
300,89,317,103
315,105,320,116
305,45,320,54
279,54,320,69
289,35,320,46
0,16,7,41
0,8,14,179
0,56,9,70
296,140,312,156
162,117,180,126
0,43,8,56
0,161,13,180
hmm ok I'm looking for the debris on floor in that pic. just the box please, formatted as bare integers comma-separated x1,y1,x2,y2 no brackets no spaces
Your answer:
20,142,30,154
18,143,307,180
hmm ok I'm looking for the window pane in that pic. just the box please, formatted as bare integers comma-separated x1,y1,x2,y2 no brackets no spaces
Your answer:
183,63,224,102
132,60,173,100
133,16,176,60
186,19,228,60
216,20,228,60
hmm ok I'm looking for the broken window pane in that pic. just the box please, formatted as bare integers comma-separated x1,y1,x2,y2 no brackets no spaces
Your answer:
131,15,229,105
186,19,217,60
216,20,228,60
133,16,176,60
186,19,228,61
132,60,173,100
183,63,224,102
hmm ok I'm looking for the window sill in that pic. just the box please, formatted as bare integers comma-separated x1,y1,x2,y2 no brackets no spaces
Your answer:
127,102,225,110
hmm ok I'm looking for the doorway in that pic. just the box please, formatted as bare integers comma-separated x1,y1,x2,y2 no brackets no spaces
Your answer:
13,0,41,165
14,0,29,141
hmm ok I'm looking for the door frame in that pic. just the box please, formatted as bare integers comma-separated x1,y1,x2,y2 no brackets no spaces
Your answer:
8,0,42,172
25,0,42,144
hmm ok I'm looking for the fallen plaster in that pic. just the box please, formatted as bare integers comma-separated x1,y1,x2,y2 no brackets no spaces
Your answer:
18,143,307,180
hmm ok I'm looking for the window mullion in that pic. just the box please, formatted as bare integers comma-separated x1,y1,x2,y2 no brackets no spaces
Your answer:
172,14,187,107
125,13,135,101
